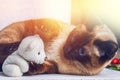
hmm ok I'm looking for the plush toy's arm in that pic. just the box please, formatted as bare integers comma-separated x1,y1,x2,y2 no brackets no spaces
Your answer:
3,52,29,73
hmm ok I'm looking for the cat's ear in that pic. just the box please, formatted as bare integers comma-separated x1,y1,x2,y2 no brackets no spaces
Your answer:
63,25,93,60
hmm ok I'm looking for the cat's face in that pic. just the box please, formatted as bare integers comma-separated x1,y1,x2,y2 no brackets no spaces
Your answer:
63,24,118,75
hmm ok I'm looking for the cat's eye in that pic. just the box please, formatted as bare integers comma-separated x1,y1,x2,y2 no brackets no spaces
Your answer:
38,52,40,55
79,48,86,56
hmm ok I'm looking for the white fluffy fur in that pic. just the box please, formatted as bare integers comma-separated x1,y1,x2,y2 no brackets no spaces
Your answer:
2,34,46,77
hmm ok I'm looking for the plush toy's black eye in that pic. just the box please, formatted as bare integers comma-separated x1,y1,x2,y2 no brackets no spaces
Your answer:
38,52,40,55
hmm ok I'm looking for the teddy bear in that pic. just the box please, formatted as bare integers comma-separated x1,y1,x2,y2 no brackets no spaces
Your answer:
2,34,46,77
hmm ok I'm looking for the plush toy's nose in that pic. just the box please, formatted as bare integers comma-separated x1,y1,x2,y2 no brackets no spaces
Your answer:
44,57,48,61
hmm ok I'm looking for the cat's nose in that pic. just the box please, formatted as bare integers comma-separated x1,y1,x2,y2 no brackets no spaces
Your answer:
94,39,118,59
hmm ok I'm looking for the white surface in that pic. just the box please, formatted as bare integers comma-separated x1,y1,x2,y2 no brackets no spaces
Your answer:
0,68,120,80
0,0,71,30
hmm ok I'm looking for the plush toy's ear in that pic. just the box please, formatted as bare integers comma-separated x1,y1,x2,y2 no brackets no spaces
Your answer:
28,34,42,50
24,41,36,51
19,41,35,52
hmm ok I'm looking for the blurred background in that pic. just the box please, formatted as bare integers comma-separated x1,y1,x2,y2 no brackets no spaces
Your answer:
71,0,120,47
0,0,119,46
0,0,71,29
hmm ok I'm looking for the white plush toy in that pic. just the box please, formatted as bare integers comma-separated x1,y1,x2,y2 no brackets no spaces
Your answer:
2,34,46,77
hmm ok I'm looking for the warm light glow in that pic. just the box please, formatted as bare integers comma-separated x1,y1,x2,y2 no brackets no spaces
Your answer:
72,0,120,32
98,0,120,32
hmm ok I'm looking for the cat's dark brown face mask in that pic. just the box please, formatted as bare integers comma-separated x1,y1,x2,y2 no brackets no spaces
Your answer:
63,24,118,72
